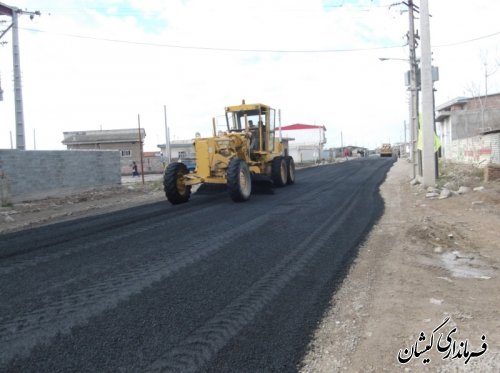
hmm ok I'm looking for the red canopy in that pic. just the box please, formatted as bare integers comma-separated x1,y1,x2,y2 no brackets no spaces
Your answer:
280,124,326,131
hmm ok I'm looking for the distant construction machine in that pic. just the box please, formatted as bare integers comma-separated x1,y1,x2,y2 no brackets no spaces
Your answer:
380,143,393,157
163,101,295,204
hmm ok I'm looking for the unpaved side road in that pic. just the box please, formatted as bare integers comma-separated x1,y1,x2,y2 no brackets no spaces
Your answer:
301,159,500,372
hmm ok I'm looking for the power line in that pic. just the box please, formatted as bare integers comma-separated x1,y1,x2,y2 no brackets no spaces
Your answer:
27,3,396,16
20,26,406,53
433,30,500,48
17,19,500,54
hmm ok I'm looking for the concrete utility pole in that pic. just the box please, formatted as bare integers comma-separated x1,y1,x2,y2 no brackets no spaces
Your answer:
0,73,4,101
403,120,407,155
0,2,40,150
11,9,25,150
407,0,419,179
419,0,436,186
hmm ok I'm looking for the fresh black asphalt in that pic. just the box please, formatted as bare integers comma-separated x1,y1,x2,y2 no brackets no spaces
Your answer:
0,157,394,372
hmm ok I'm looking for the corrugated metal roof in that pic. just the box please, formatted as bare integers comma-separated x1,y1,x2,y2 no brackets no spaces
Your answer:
62,129,146,145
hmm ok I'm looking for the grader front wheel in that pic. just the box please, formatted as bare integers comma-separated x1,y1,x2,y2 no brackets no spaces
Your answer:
164,162,191,204
227,158,252,202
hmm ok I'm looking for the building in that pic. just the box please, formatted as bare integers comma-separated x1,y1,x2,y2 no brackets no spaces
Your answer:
62,128,146,174
329,146,369,159
436,94,500,165
157,139,196,162
280,124,327,163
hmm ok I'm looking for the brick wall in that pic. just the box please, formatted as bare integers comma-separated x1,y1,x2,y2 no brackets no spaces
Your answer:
0,149,121,204
448,133,500,166
464,94,500,110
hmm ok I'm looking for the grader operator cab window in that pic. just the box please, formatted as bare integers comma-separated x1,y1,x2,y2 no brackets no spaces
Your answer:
225,107,276,152
226,110,261,132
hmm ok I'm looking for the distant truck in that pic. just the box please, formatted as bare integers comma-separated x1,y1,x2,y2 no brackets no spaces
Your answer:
380,143,393,157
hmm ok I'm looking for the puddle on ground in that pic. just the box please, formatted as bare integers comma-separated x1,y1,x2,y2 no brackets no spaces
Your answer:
441,250,492,279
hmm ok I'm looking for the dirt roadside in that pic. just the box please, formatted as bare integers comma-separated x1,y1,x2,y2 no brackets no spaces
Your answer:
1,161,499,372
301,159,500,372
0,175,165,234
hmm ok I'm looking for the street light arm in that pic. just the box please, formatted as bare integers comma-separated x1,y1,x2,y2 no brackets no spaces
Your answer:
379,57,421,63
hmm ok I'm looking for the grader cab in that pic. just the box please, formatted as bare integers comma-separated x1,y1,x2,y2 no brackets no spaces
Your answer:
163,102,295,204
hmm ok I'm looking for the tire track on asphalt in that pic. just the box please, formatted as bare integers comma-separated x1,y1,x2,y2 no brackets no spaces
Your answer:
146,185,365,373
0,191,228,259
0,205,298,366
0,160,392,368
0,201,229,276
0,162,357,277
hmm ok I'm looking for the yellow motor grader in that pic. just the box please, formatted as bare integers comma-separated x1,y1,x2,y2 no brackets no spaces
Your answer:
164,102,295,204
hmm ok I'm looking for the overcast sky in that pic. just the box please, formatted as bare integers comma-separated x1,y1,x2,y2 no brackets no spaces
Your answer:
1,0,500,151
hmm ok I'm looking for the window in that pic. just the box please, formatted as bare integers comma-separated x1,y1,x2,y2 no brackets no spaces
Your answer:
121,150,131,157
178,151,186,159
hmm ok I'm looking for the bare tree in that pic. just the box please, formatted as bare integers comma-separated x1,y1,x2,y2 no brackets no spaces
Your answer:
463,50,500,132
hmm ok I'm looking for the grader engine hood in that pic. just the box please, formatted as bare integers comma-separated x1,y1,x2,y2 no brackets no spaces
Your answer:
194,133,248,179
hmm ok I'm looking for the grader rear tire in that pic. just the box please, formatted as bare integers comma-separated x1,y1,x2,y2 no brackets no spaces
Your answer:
227,158,252,202
285,156,295,185
272,156,287,187
164,162,191,204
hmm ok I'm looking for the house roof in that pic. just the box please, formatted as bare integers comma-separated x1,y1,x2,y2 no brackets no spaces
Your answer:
435,92,500,112
435,112,451,122
281,124,327,131
62,129,146,145
435,97,469,112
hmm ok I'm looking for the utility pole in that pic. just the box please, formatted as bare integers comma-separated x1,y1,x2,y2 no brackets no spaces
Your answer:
340,131,345,159
420,0,436,186
0,72,4,101
403,120,407,156
164,105,171,164
406,0,420,179
137,114,145,185
0,2,40,150
11,8,25,150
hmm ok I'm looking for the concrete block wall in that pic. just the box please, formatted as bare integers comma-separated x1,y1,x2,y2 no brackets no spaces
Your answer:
0,150,121,204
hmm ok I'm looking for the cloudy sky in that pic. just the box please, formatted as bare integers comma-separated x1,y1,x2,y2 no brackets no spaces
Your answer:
1,0,499,151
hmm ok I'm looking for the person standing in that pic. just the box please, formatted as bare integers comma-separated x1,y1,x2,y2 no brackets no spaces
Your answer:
132,161,139,177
